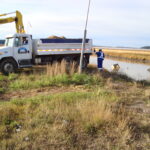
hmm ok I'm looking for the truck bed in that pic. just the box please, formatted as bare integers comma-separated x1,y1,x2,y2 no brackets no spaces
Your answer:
33,39,92,56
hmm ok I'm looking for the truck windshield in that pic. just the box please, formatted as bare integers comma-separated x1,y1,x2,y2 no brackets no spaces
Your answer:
5,38,14,47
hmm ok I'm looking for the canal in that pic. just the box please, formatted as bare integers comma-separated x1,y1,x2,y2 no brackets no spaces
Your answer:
90,56,150,81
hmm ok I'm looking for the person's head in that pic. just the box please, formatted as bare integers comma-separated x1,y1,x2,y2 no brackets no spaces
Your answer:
23,37,26,41
99,49,102,52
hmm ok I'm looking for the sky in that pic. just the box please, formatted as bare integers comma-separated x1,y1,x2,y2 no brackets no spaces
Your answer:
0,0,150,47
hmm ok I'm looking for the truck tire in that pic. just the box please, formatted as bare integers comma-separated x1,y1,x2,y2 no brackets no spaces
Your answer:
0,59,17,75
74,56,88,70
82,56,88,69
63,57,72,73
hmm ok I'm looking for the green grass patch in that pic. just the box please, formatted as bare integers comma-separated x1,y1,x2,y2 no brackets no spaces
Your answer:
9,73,101,91
0,75,6,81
0,70,148,149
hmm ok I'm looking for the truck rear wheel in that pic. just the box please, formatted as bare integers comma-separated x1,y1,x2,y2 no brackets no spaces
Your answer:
0,59,17,75
82,56,88,69
74,56,88,70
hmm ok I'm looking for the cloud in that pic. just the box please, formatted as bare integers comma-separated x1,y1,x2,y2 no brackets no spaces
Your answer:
1,0,150,47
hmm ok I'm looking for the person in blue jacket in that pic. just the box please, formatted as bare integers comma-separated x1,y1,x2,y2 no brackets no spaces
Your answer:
94,49,105,71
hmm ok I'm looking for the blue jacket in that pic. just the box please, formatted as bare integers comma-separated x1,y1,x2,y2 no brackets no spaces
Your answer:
96,51,105,60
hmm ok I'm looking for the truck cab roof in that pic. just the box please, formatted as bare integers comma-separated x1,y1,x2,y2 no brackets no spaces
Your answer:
6,33,32,38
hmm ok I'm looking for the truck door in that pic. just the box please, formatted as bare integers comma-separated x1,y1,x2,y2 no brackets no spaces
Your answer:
14,36,32,67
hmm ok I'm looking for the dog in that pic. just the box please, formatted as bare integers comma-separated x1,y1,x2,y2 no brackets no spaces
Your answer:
147,68,150,72
111,64,120,72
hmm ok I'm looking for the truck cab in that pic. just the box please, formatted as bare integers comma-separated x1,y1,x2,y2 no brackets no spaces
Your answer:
0,33,33,74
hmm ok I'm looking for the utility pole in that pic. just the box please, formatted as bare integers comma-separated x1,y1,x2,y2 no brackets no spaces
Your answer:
79,0,91,74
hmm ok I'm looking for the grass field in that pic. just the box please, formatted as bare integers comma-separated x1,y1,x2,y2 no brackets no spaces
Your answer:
0,63,150,150
94,47,150,63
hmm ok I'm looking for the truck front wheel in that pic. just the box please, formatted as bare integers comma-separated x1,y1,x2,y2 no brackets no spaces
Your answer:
0,59,17,75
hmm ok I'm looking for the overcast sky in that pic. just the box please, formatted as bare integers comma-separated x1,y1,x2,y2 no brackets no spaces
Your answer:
0,0,150,47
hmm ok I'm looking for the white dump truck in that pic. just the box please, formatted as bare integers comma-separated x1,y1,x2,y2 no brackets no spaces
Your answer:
0,33,92,74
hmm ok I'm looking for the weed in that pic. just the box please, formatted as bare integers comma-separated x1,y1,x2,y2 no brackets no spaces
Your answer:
0,87,5,94
0,63,149,149
0,75,6,81
8,74,18,81
71,73,93,85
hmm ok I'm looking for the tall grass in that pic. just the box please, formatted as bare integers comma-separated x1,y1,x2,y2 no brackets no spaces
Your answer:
0,90,133,150
8,61,100,91
0,61,149,149
46,60,77,76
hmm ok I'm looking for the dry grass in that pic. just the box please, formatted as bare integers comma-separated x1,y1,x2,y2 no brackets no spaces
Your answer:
46,60,77,76
93,47,150,62
103,48,150,55
0,63,150,149
0,92,134,150
103,49,150,62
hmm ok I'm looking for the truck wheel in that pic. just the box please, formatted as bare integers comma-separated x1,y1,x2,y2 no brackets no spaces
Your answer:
75,56,88,70
63,57,72,73
0,59,17,75
82,56,88,69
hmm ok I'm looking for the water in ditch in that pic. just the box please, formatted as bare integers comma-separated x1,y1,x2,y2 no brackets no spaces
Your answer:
90,56,150,81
